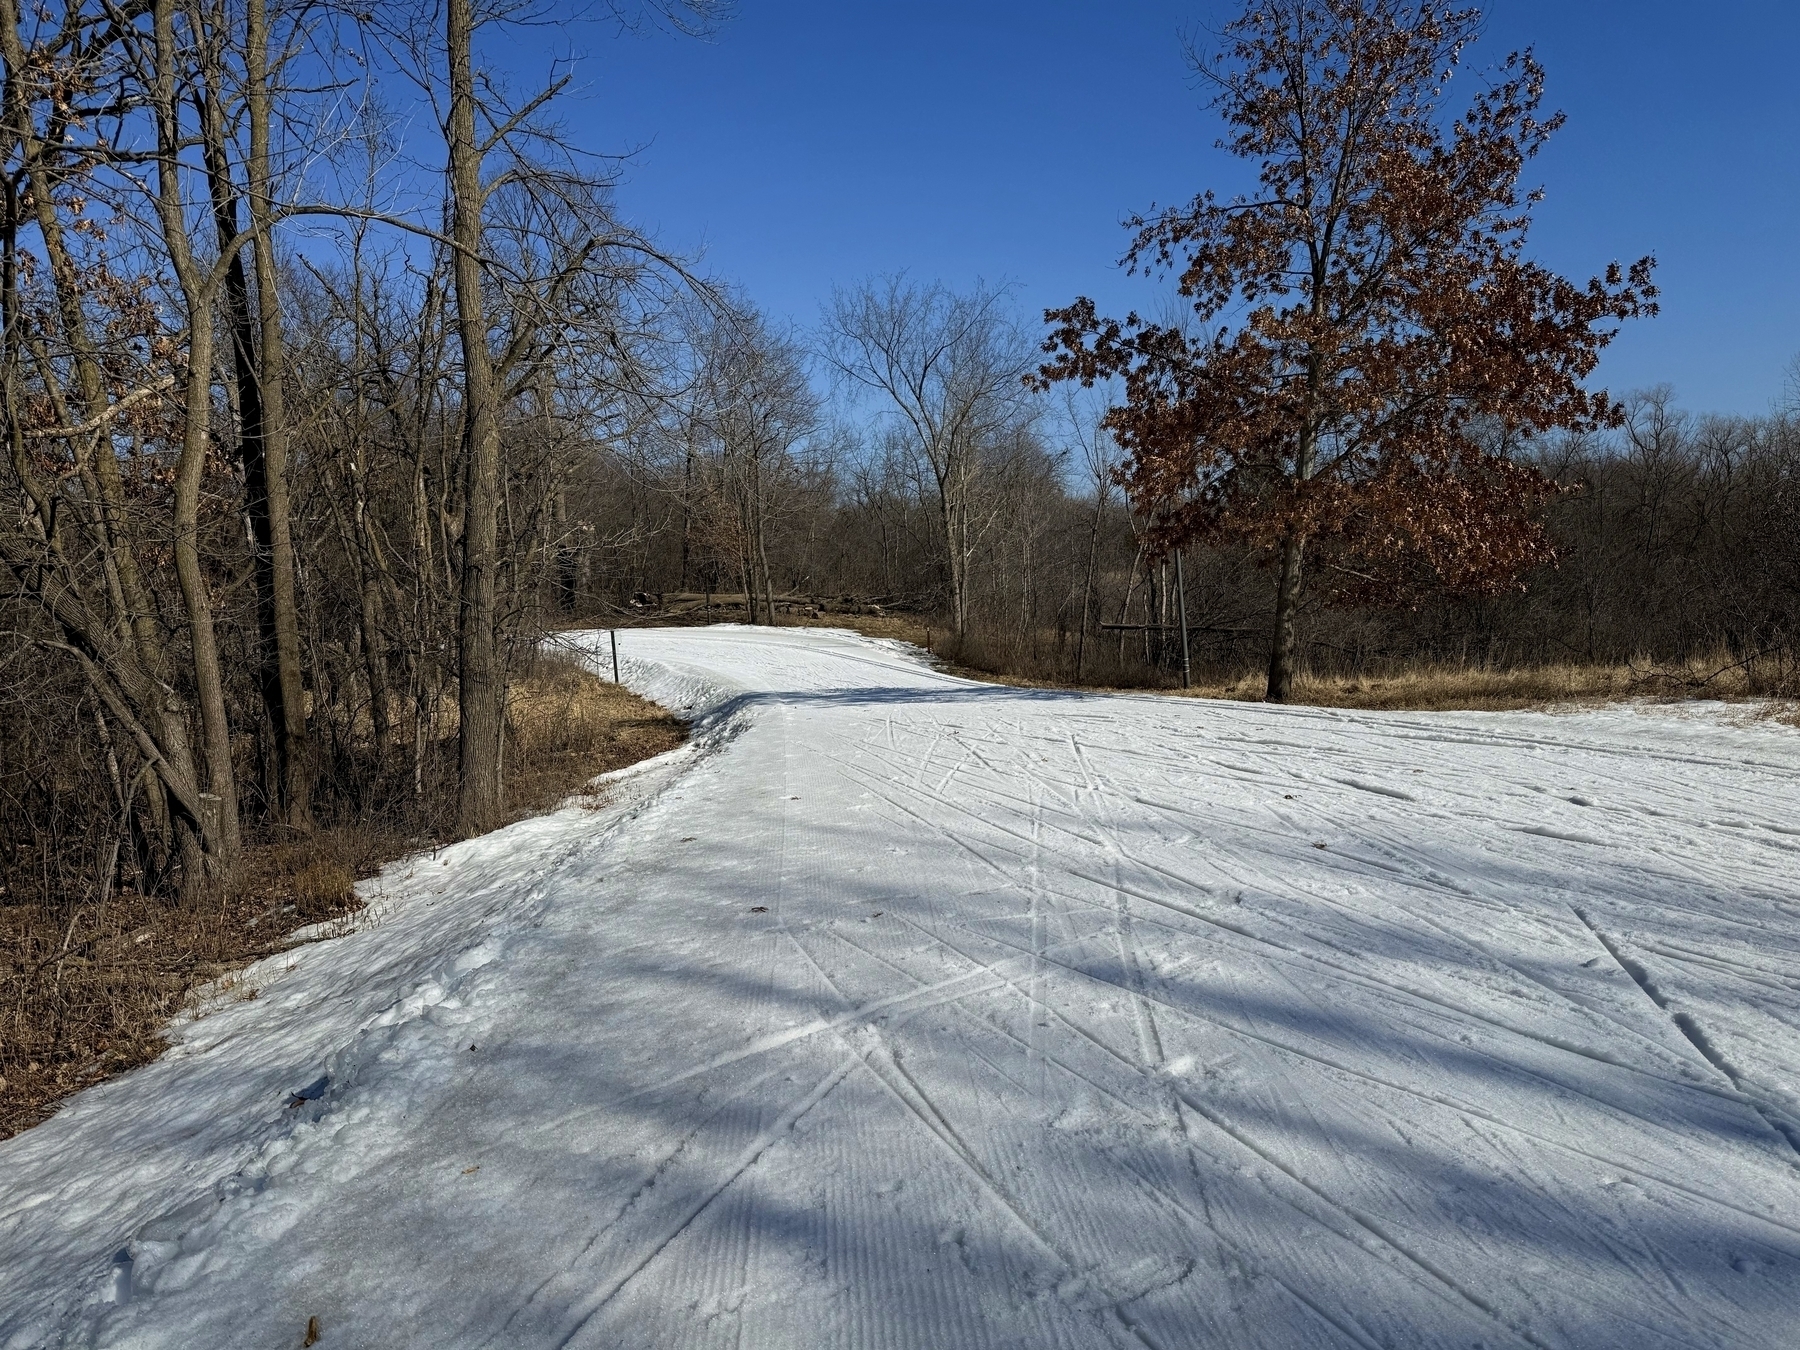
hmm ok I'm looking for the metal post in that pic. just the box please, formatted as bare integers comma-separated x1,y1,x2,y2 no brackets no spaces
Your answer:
1174,550,1192,690
610,628,620,683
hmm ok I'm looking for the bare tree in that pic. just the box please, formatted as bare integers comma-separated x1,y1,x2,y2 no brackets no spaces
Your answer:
0,0,250,890
423,0,722,831
692,303,817,622
823,278,1036,634
1064,388,1121,682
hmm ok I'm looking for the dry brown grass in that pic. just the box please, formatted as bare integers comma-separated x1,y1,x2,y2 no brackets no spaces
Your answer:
1164,652,1800,713
787,610,934,647
786,613,1800,720
0,659,684,1141
0,829,377,1139
1162,662,1644,711
503,656,687,818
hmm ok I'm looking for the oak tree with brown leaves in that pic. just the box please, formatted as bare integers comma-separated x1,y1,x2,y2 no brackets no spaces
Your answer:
1039,0,1657,701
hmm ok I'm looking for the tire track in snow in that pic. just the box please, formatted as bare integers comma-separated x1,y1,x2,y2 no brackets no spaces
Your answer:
1058,727,1166,1078
886,904,1695,1349
1635,939,1800,992
797,713,1267,1344
906,903,1754,1348
825,884,1476,1344
1195,804,1726,1079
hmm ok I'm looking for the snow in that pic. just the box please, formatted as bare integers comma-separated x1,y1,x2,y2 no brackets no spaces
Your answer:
4,624,1800,1349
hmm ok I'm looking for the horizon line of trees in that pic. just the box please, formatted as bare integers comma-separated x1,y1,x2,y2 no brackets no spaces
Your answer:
591,373,1800,681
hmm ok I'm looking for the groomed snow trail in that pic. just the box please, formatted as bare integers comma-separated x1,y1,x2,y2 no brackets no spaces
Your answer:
5,627,1800,1349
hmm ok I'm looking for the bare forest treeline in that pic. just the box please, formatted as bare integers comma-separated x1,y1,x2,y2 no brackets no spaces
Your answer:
0,0,724,924
597,378,1800,694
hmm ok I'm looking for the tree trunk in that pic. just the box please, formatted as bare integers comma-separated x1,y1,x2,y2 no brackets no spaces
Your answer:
941,486,968,635
678,441,695,591
1266,531,1305,702
245,0,310,829
1075,487,1104,683
198,24,308,832
752,457,777,626
1017,515,1033,653
553,487,579,613
758,515,778,628
448,0,504,835
1115,542,1143,662
358,544,393,759
152,0,238,882
1174,547,1191,689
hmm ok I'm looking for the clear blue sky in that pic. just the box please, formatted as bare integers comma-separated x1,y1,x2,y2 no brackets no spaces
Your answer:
510,1,1798,416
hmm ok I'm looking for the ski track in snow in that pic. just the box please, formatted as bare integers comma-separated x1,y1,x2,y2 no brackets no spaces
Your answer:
4,625,1800,1349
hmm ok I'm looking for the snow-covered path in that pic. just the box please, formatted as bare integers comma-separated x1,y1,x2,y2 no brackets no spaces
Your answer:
6,626,1800,1349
